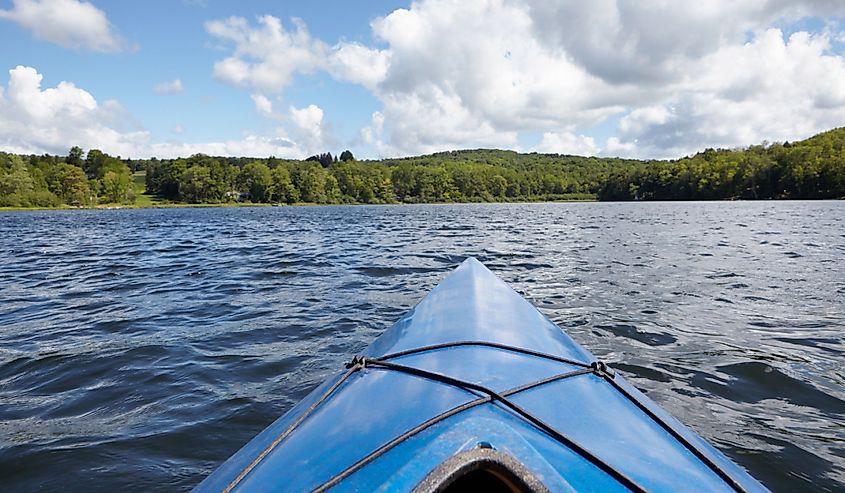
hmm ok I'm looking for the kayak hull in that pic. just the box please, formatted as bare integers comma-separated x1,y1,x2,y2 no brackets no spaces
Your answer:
195,258,769,492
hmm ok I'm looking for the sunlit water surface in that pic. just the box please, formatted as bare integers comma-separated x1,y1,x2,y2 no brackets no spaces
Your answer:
0,202,843,492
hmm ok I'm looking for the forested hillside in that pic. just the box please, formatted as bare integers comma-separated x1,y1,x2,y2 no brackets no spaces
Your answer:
2,128,844,208
599,128,845,200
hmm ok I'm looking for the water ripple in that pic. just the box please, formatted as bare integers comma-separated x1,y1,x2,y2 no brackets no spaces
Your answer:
0,202,843,492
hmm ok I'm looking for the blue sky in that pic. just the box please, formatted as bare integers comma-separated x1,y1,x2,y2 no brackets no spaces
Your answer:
0,1,403,158
1,0,844,160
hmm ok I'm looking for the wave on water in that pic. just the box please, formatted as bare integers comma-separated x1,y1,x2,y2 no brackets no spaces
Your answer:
0,202,843,492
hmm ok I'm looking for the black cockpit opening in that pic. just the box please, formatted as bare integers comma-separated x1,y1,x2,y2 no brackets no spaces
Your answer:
440,467,528,493
413,448,550,493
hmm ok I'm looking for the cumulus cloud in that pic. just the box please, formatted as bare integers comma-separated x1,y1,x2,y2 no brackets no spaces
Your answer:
352,0,633,156
607,28,845,158
0,0,127,52
526,2,749,86
526,1,845,86
203,2,649,156
362,88,520,157
205,15,326,93
0,66,325,159
250,93,274,117
148,132,311,159
245,96,331,153
153,79,184,94
288,104,329,154
0,65,148,155
462,2,839,156
10,2,845,160
205,13,398,93
327,42,390,90
358,0,845,157
534,130,600,156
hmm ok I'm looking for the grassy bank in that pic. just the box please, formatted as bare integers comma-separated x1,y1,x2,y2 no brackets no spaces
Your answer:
132,171,162,208
0,187,597,212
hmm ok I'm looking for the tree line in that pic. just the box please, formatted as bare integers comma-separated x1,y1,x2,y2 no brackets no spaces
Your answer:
142,149,609,204
2,127,844,208
599,129,845,200
0,146,134,207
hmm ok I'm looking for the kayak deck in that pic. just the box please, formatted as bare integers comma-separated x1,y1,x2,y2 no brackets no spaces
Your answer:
195,258,768,492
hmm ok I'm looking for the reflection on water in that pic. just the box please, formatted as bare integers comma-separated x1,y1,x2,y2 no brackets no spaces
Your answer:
0,201,843,492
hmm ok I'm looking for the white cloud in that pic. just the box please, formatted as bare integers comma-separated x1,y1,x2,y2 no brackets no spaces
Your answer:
607,28,845,158
205,14,396,94
203,7,549,156
526,1,748,86
0,65,147,156
250,93,274,117
352,0,625,156
153,79,184,94
9,3,845,161
328,42,390,90
0,0,127,52
148,132,310,159
288,104,327,155
535,130,600,156
604,137,640,158
352,0,845,158
289,104,323,135
0,66,325,159
203,3,625,156
205,15,326,93
524,0,845,86
360,111,383,150
363,87,520,157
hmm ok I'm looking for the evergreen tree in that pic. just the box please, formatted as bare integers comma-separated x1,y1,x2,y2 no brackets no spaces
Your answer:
67,146,84,167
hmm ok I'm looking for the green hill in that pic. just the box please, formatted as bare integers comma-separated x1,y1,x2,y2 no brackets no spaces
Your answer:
2,127,844,208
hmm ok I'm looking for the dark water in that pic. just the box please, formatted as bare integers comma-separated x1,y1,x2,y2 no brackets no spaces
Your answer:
0,202,843,492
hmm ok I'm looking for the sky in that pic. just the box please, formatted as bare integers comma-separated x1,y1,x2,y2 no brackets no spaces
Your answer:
1,0,845,161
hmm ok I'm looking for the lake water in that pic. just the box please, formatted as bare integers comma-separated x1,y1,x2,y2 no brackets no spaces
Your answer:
0,202,843,492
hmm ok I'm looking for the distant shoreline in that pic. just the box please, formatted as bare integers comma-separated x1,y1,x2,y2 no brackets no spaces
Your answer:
4,196,844,213
3,127,845,208
0,198,598,212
